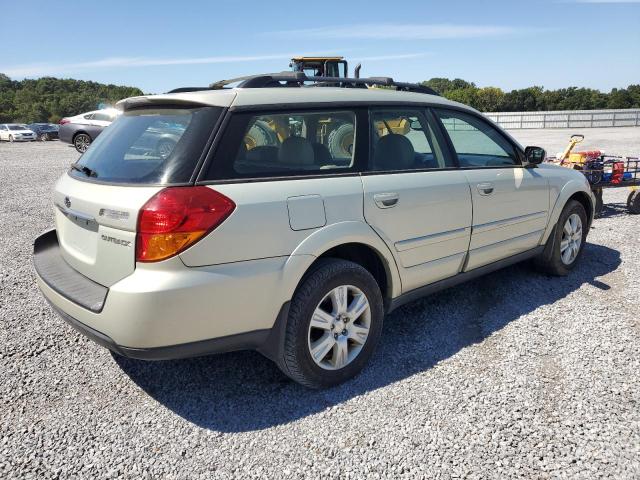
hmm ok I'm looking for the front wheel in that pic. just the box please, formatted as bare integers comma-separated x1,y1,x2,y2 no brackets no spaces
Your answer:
8,135,14,143
627,190,640,214
74,133,91,153
535,200,588,276
278,259,384,389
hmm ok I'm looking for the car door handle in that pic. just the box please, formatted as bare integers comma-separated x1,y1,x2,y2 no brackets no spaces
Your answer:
373,192,399,208
477,182,494,195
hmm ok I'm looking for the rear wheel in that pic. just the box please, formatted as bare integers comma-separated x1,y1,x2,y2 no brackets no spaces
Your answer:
628,190,640,214
278,259,384,389
593,188,603,218
535,200,587,276
74,133,91,153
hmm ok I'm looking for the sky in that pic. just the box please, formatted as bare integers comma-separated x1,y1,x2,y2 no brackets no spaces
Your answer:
0,0,638,94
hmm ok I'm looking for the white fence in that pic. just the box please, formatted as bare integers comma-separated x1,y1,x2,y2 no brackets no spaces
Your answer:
484,109,640,130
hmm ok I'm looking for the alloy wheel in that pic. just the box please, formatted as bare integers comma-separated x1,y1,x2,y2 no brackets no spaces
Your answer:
307,285,371,370
560,213,582,265
75,135,90,153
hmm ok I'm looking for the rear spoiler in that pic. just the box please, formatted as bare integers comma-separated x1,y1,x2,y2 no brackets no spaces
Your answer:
116,95,212,112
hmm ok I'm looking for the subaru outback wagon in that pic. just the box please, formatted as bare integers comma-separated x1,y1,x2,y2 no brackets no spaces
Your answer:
34,73,595,388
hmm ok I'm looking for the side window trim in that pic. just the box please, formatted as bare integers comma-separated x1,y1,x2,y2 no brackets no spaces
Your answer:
365,105,455,173
199,106,365,182
431,106,524,168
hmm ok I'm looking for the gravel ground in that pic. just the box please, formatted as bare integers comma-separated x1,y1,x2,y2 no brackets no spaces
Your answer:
1,139,639,479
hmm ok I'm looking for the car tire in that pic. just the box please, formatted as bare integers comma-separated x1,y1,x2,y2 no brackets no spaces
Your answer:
73,133,91,153
534,200,588,276
9,135,13,143
40,133,49,142
627,190,640,215
327,123,354,159
277,258,384,389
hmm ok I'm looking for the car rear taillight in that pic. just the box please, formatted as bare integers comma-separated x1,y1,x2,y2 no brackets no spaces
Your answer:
59,118,70,125
136,187,235,262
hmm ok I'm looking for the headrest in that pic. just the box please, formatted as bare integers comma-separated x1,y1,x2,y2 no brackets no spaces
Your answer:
373,134,414,170
278,136,315,166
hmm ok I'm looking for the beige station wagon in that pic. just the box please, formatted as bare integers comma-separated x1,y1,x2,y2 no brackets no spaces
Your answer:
34,73,595,388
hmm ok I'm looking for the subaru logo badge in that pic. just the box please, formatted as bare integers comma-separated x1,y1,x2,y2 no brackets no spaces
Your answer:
64,197,71,208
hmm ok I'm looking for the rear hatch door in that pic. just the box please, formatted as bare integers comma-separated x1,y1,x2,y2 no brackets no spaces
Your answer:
53,174,162,286
53,103,226,286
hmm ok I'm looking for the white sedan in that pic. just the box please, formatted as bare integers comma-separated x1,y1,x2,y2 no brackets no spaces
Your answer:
0,124,37,142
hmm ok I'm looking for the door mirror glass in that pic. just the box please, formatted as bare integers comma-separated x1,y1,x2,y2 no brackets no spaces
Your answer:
524,146,546,165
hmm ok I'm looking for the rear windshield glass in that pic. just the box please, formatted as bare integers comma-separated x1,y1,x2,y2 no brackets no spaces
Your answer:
69,106,222,184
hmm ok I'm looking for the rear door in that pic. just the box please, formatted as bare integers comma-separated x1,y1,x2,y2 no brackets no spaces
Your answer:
433,108,549,271
189,107,366,266
361,107,472,293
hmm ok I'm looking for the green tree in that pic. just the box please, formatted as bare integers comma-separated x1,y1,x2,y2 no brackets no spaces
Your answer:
0,74,143,123
419,78,639,112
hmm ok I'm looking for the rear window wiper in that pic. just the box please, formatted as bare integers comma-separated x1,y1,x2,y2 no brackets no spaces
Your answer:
70,164,98,178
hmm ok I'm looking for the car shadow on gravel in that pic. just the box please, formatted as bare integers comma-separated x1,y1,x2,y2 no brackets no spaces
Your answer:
114,242,620,433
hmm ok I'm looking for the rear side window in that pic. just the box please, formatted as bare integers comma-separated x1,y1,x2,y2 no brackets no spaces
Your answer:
92,112,113,122
70,106,222,184
206,110,356,179
370,108,452,171
434,109,519,167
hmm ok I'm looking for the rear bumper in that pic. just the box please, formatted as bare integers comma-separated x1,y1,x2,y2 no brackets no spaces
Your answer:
43,295,278,360
33,229,299,359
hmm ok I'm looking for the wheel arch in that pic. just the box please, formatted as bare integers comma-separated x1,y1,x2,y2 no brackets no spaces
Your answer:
568,190,594,229
72,130,91,142
285,221,402,306
542,181,594,244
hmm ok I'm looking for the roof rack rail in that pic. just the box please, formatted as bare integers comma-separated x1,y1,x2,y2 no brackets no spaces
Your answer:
206,72,439,96
167,87,213,93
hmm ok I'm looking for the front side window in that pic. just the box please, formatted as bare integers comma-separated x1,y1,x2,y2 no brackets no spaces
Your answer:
370,109,451,171
435,109,519,167
207,110,356,179
70,106,222,184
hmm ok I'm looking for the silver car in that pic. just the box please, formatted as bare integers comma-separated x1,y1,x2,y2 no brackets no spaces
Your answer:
34,74,595,388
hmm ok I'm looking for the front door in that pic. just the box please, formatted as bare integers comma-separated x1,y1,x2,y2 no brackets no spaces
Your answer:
361,108,473,293
434,108,550,271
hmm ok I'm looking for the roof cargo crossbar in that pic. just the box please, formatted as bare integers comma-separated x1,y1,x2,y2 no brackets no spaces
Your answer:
196,72,439,96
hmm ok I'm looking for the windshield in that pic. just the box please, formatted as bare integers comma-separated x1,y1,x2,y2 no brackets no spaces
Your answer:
70,106,222,185
9,125,27,130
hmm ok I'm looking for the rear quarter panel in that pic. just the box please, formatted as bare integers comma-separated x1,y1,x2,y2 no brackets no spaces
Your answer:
59,123,105,144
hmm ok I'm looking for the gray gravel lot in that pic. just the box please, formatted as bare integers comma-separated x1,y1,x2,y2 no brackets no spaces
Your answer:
1,137,639,479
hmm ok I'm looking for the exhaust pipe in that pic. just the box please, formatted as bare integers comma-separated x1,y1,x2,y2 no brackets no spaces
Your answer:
354,63,361,79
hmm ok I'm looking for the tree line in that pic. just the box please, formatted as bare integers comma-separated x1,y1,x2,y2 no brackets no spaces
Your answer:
1,73,639,123
421,78,640,112
0,74,143,124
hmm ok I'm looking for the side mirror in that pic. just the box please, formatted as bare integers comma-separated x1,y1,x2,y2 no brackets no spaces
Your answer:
409,119,423,131
524,146,546,166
